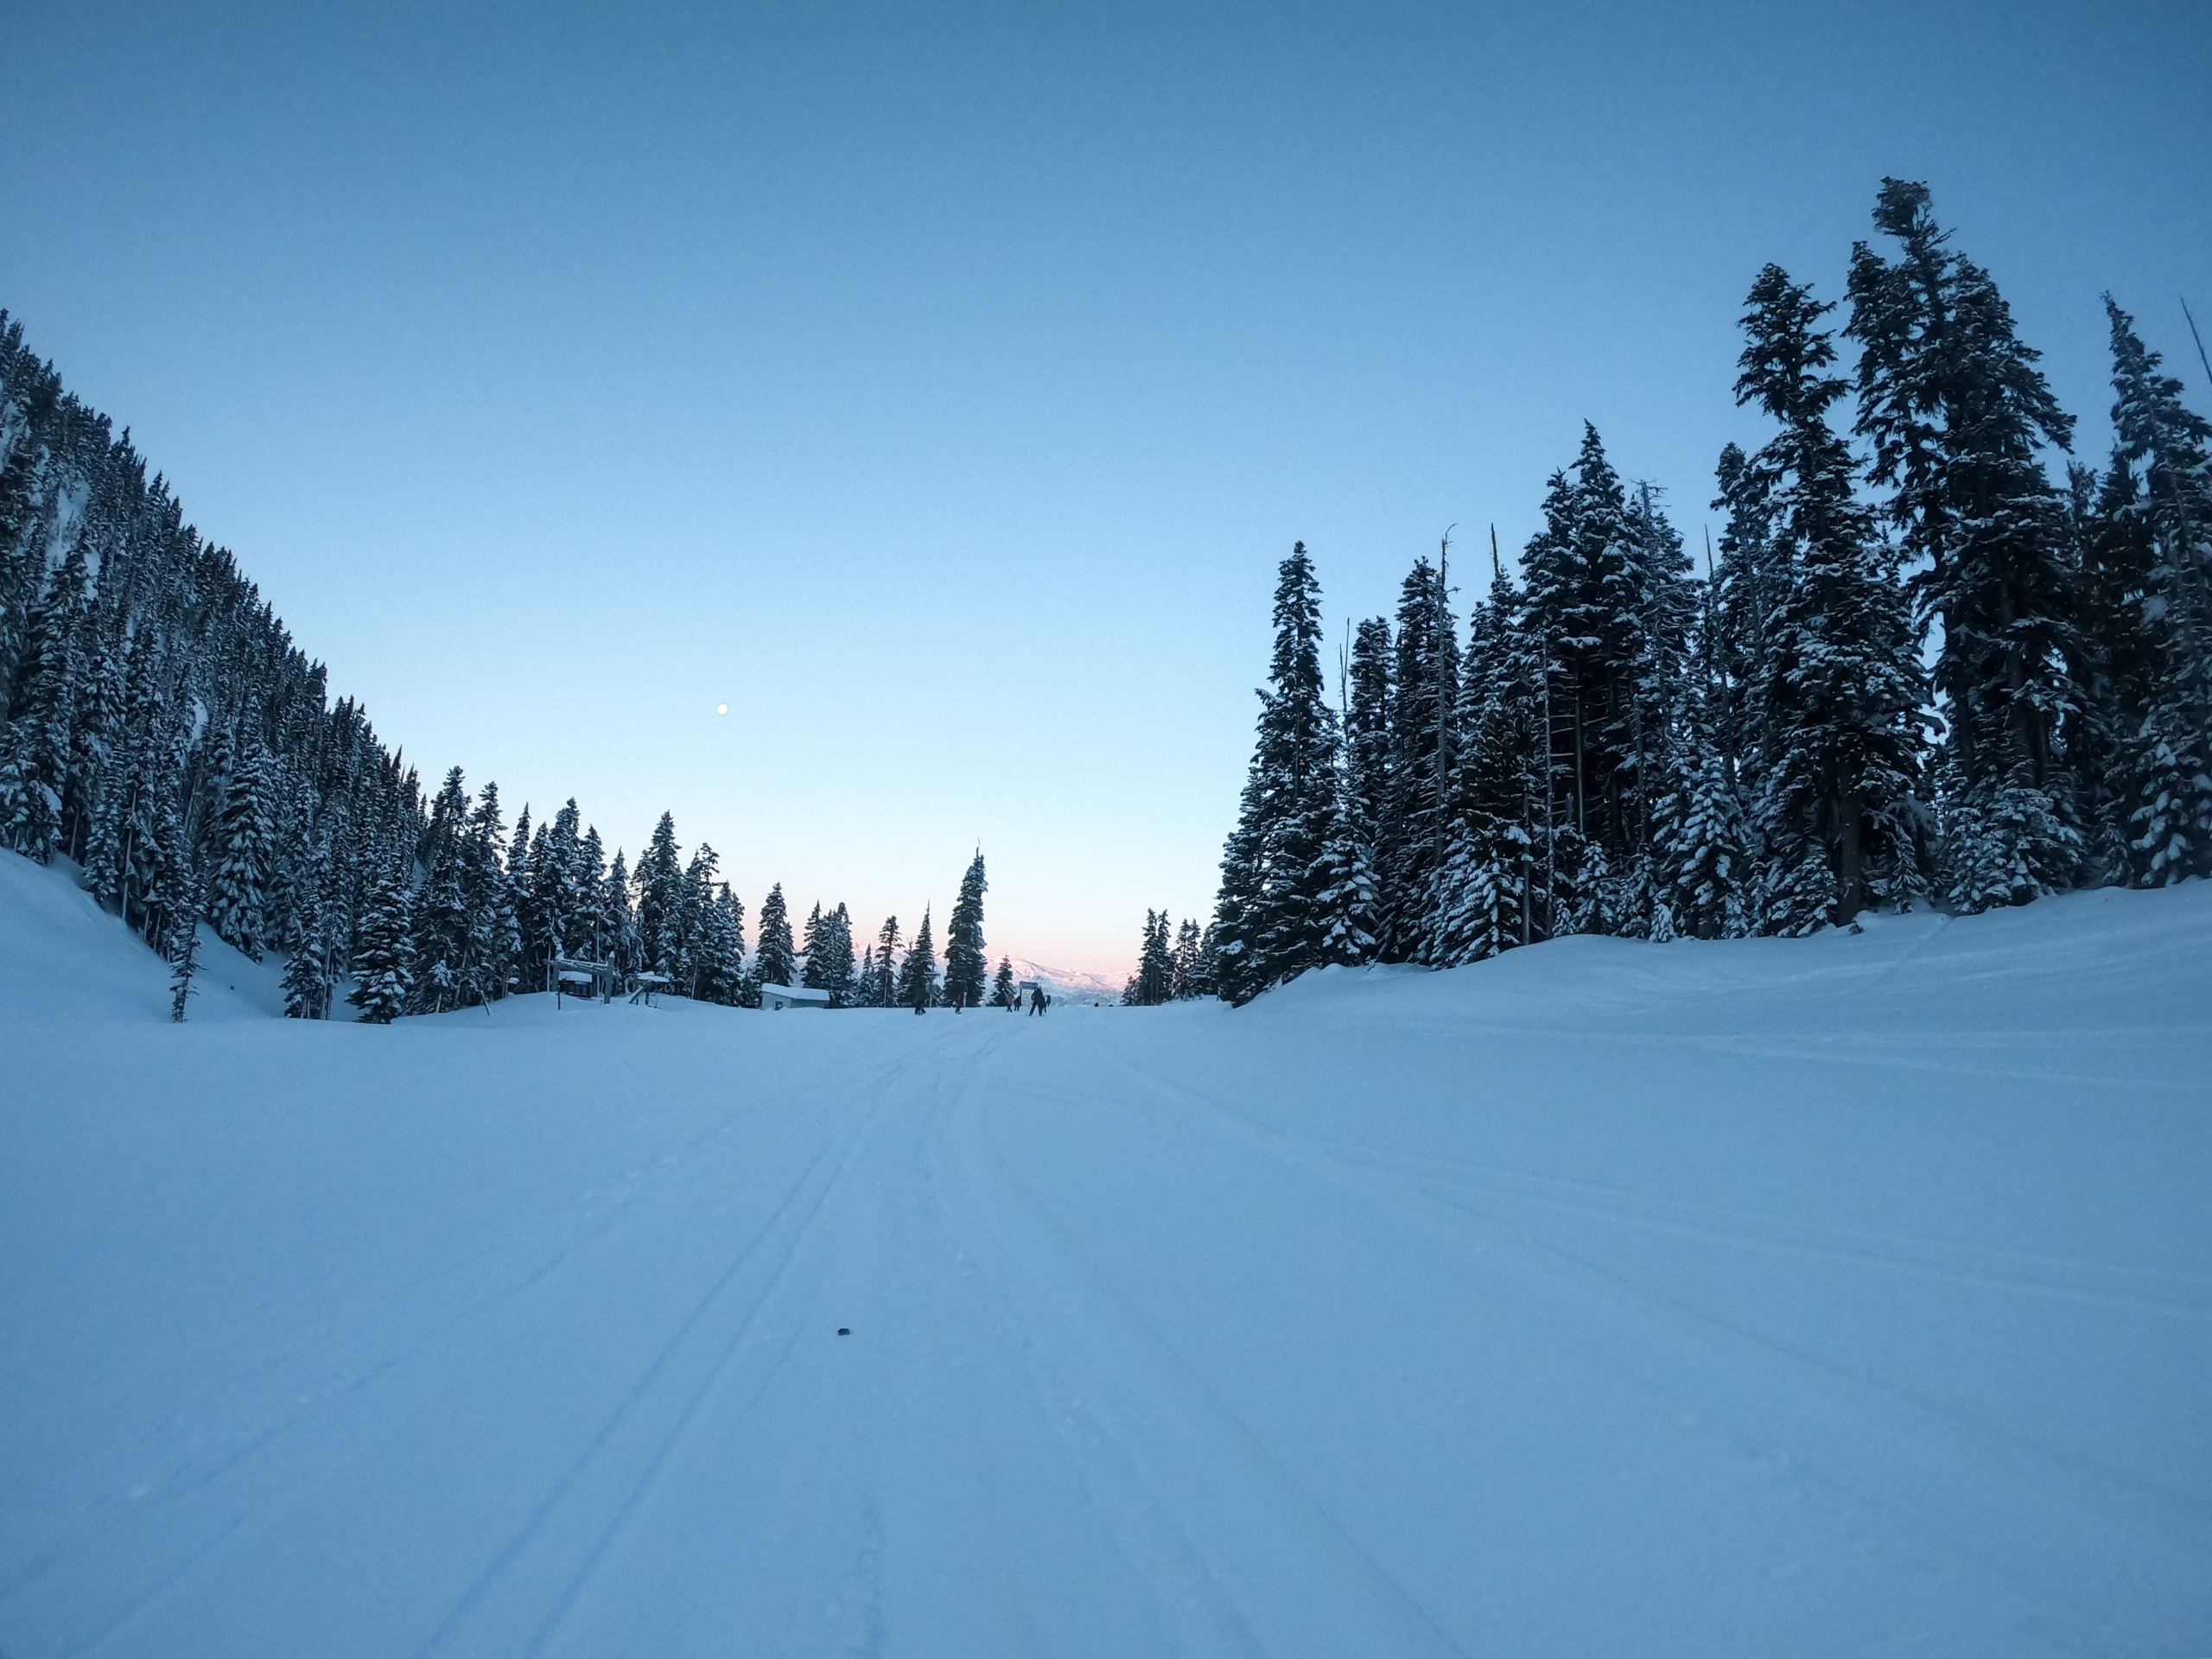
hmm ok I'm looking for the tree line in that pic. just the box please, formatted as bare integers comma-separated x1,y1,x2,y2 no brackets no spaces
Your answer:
1202,180,2212,1005
0,319,995,1020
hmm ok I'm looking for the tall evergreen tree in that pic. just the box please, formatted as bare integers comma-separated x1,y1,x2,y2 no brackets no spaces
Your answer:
870,915,901,1008
402,768,475,1013
281,883,331,1019
1210,543,1340,1001
1,543,89,862
1312,794,1382,968
1169,918,1205,999
753,881,796,990
1708,441,1783,803
1735,263,1927,931
1430,560,1548,963
347,874,411,1024
463,781,519,1001
1381,553,1459,959
1209,812,1265,1006
942,849,989,1008
803,901,858,1006
2100,297,2212,883
1848,179,2083,904
601,849,639,976
693,874,747,1005
896,905,938,1009
633,811,685,975
1123,910,1173,1005
1654,748,1751,940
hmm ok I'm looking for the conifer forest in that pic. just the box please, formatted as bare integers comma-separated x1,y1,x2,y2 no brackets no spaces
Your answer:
0,315,991,1017
1158,181,2212,1006
3,180,2208,1018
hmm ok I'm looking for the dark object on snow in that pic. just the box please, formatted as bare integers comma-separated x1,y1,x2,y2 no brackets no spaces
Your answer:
837,1327,850,1336
168,920,201,1023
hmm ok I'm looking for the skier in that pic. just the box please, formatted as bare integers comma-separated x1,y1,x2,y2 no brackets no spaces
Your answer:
1027,985,1044,1016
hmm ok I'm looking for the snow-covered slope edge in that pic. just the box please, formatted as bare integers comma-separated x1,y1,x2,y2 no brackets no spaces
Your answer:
0,849,301,1026
3,851,2209,1656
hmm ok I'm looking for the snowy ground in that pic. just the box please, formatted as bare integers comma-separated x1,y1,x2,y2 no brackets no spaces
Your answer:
3,851,2208,1657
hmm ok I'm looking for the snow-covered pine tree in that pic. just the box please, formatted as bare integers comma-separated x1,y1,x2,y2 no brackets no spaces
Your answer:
695,873,746,1006
1735,263,1927,932
514,809,550,988
407,768,473,1014
1848,179,2084,906
463,781,519,1002
145,790,195,961
942,850,988,1008
1429,563,1547,964
800,901,823,979
1619,480,1699,906
1313,614,1386,969
506,802,534,969
1311,796,1381,968
1708,441,1783,802
258,757,318,956
2069,459,2160,879
1169,918,1205,998
803,901,857,1006
1190,922,1221,999
826,902,857,1005
601,849,639,976
347,873,411,1024
575,824,607,952
633,811,685,976
1646,574,1751,940
540,802,588,972
753,881,796,991
81,646,173,939
1342,615,1393,918
0,727,57,860
1124,910,1173,1005
870,915,901,1007
1521,448,1603,849
1210,543,1341,1001
670,843,716,997
282,885,330,1020
896,906,938,1009
2101,297,2212,885
1208,811,1264,1006
63,630,125,868
993,955,1016,1008
1,542,90,862
1656,747,1750,939
1380,554,1457,961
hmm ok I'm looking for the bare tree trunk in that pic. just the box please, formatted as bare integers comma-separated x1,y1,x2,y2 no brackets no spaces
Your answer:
1834,792,1865,925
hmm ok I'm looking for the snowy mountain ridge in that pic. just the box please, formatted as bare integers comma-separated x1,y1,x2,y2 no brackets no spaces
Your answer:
1002,956,1126,999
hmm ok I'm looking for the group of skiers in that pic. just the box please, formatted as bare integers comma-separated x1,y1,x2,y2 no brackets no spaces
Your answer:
937,984,1050,1014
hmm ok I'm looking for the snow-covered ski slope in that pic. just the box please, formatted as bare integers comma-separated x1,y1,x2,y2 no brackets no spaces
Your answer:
3,851,2209,1657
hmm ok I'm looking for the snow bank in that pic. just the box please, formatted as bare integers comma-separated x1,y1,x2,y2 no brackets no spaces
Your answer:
2,850,2207,1656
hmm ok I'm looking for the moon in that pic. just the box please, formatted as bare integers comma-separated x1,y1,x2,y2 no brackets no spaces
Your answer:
715,703,728,715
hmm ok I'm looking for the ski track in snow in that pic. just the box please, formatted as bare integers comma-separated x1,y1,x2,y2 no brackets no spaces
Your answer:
2,852,2209,1656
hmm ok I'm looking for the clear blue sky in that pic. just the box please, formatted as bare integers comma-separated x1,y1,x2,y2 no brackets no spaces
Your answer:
4,0,2207,973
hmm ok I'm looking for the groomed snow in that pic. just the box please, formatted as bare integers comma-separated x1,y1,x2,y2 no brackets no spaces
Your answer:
2,849,2207,1656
